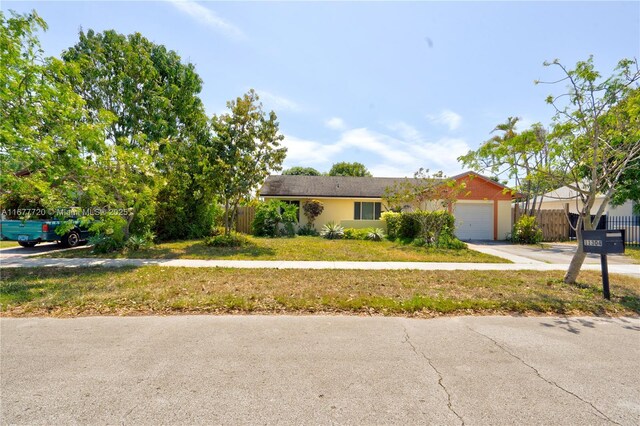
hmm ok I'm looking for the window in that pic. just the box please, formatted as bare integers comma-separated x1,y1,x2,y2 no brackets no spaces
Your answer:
354,202,381,220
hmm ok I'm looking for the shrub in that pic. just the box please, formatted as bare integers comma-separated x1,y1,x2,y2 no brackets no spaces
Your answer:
252,200,299,237
381,211,401,239
210,226,226,237
297,224,319,236
367,228,385,241
398,213,422,239
320,222,344,239
302,200,324,228
124,231,155,252
204,233,249,247
437,234,467,249
397,210,455,242
88,234,123,254
88,215,128,253
343,228,369,240
512,215,543,244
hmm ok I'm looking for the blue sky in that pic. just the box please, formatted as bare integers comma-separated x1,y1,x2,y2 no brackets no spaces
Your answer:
4,1,639,177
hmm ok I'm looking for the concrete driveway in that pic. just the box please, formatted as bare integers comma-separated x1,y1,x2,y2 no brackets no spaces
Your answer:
0,242,73,259
468,241,637,265
2,315,638,425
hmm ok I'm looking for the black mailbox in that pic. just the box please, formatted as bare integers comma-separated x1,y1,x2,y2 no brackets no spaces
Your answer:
582,230,625,254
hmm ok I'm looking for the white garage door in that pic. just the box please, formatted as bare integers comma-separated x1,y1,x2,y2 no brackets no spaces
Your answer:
454,203,493,240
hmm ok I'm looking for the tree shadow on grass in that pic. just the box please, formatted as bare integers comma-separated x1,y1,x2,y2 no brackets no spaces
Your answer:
182,241,276,259
0,266,137,305
532,283,640,334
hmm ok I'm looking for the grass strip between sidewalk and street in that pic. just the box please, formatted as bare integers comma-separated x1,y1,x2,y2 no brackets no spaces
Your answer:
36,236,508,263
1,267,638,317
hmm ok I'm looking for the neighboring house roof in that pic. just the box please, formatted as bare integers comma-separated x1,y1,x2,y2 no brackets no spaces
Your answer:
541,185,605,201
259,171,516,199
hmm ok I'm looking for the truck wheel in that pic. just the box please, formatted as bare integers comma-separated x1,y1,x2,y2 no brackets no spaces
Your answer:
62,231,81,248
18,241,37,248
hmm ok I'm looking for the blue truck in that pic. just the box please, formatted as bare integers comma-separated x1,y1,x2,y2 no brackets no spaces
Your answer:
0,219,90,248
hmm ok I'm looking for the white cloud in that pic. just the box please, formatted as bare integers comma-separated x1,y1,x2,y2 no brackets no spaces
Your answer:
515,116,536,131
281,134,343,166
427,109,463,131
256,90,301,112
169,0,245,40
325,117,346,131
281,123,470,177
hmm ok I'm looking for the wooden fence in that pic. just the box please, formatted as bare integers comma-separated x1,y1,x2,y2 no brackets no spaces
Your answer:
513,206,570,242
235,206,255,234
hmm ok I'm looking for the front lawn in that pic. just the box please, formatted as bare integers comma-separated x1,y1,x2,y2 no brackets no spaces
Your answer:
0,241,20,249
1,267,638,317
38,236,507,263
625,246,640,262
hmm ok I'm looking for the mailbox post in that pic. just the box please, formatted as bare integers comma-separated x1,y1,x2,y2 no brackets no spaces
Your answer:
582,229,625,300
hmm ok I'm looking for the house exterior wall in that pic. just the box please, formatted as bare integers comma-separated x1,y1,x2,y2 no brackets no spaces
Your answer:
262,197,385,230
539,198,635,216
497,200,512,240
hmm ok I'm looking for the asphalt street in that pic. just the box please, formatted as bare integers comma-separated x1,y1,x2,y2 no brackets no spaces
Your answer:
1,315,639,425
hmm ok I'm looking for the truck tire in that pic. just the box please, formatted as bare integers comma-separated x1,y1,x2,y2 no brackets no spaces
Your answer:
62,230,81,248
18,241,37,248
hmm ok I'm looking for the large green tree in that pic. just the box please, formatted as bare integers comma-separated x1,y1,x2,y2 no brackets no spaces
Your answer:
460,118,553,216
201,90,287,235
607,89,640,214
460,57,640,284
282,166,321,176
0,10,108,216
61,29,210,238
328,161,372,177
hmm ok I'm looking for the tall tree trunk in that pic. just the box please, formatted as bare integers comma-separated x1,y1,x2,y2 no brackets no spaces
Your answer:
563,214,592,284
224,199,231,236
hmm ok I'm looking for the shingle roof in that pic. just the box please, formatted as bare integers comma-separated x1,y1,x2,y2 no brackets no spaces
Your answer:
259,175,425,198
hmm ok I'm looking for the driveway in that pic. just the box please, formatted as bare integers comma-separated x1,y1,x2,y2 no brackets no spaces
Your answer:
468,241,637,265
1,315,638,425
0,242,71,259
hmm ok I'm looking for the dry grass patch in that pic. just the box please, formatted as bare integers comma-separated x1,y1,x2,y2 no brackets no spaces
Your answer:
38,236,507,263
1,267,638,317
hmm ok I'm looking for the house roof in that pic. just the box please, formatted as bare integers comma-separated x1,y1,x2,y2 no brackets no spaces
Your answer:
259,175,423,198
259,171,515,199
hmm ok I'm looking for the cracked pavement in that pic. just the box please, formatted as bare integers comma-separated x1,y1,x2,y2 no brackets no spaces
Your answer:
2,316,639,425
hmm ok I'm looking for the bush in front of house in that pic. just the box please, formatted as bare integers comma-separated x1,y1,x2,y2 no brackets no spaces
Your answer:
512,215,543,244
88,215,128,253
297,224,319,236
252,200,298,237
124,231,156,252
381,211,401,239
302,200,324,229
382,210,459,248
343,228,369,240
204,233,249,247
367,228,385,241
320,222,344,239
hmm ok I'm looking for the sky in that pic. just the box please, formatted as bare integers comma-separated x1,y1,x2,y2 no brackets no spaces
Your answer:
4,1,639,177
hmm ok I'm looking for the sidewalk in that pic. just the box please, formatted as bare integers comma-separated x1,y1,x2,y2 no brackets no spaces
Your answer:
2,256,639,277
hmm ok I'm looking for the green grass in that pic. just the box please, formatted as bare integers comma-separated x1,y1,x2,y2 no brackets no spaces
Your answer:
1,267,638,317
38,236,507,263
625,246,640,262
0,241,20,249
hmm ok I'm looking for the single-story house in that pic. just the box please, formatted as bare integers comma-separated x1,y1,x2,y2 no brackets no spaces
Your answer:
259,171,516,240
538,186,636,216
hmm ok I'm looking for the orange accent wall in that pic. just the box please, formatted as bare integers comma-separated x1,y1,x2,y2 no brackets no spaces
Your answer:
455,174,513,201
